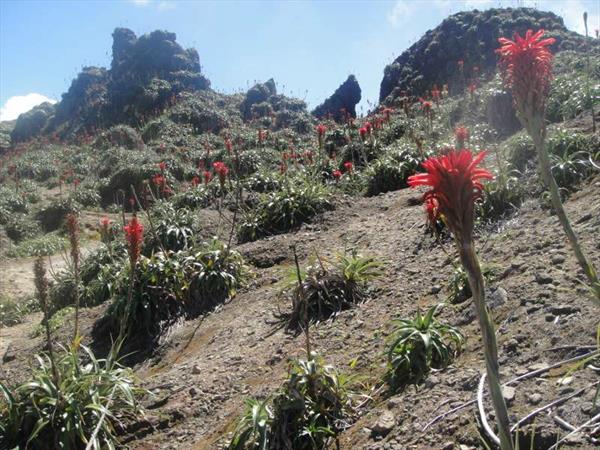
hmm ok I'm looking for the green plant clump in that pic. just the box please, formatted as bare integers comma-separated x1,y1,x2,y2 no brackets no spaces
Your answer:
228,353,354,450
107,239,247,339
386,304,464,388
282,251,382,329
0,344,145,450
238,178,332,243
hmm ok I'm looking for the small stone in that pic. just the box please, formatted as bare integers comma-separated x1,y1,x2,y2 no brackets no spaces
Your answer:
502,386,516,403
527,393,542,405
189,387,199,397
431,285,442,295
371,410,396,437
488,287,508,309
535,272,553,284
387,397,402,410
550,254,565,265
549,305,580,315
557,376,573,386
441,442,454,450
504,338,519,353
192,365,201,374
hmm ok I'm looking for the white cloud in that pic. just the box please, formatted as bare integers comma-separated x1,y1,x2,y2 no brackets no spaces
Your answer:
0,93,57,122
129,0,176,11
157,1,176,11
547,0,600,36
387,1,416,28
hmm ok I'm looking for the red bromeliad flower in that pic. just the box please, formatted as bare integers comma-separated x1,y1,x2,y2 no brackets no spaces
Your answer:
454,126,470,148
152,174,166,188
303,150,314,164
407,148,493,240
124,215,144,265
316,124,327,137
343,161,354,174
382,107,393,122
332,170,342,181
496,29,555,116
359,127,368,141
213,161,229,187
203,170,212,185
158,161,167,172
364,122,372,134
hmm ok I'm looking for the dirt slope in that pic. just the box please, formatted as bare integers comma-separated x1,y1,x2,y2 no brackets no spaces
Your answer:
1,177,599,450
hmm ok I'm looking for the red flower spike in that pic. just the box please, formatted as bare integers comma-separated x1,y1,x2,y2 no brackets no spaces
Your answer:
332,170,342,180
158,161,167,172
124,215,144,265
203,170,212,185
454,126,470,149
343,161,354,174
407,148,493,240
496,29,555,115
213,161,229,187
359,127,368,141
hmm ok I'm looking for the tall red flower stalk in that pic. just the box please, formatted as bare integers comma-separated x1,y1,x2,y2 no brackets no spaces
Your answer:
118,215,144,344
65,213,81,342
213,161,229,189
497,29,600,304
454,126,470,149
408,149,513,450
124,215,144,267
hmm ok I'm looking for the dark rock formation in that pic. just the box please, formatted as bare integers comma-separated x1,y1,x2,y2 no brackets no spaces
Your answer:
51,67,109,135
379,7,599,104
11,102,56,143
107,29,210,125
241,79,277,120
240,79,312,133
485,90,521,137
11,27,210,143
313,75,361,122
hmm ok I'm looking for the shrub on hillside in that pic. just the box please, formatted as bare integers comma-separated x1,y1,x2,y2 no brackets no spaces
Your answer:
386,304,464,388
0,344,145,449
36,199,80,232
281,251,382,329
106,239,246,340
238,178,332,242
365,146,423,196
228,353,354,450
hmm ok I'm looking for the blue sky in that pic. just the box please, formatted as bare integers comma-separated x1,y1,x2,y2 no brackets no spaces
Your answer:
1,0,598,121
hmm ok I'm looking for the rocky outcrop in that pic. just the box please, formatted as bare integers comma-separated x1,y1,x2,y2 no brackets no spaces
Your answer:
11,27,211,143
313,75,361,122
240,79,312,133
379,7,598,104
11,102,56,143
240,79,277,120
52,67,109,135
108,28,210,123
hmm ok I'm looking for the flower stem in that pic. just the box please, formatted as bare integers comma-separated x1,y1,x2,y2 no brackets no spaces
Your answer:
458,239,513,450
532,129,600,305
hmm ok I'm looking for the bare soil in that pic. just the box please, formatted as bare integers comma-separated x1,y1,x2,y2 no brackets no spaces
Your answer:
1,176,599,450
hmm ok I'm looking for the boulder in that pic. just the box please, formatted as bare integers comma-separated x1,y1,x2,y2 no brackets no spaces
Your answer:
11,102,56,143
313,75,361,122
